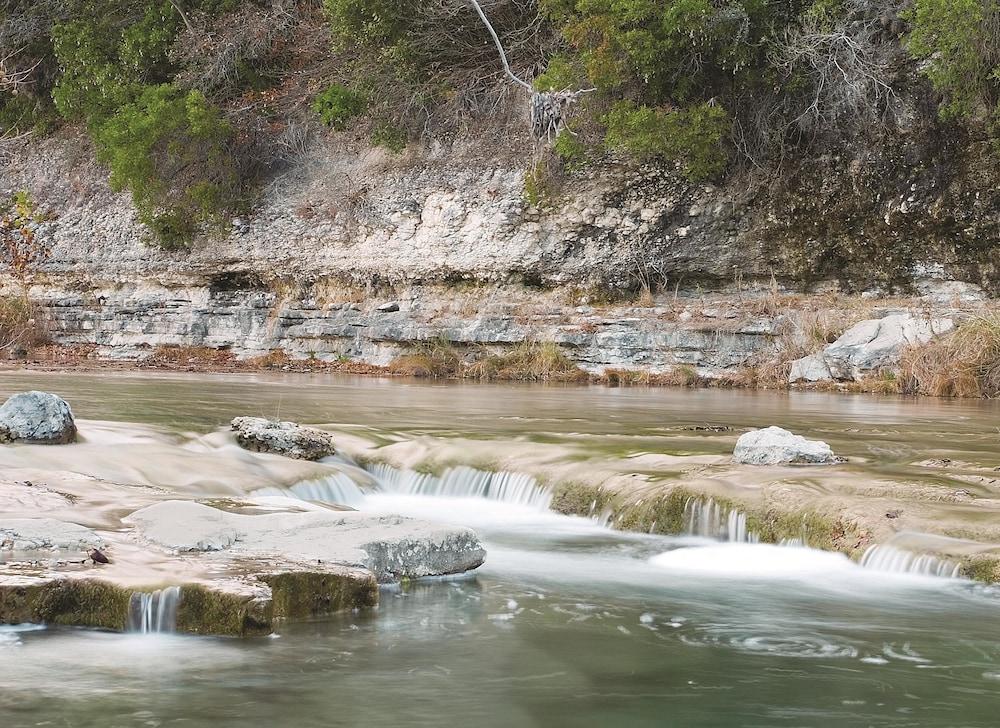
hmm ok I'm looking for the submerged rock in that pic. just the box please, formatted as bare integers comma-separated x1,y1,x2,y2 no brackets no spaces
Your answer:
733,426,840,465
0,391,77,444
231,416,336,460
790,313,953,383
125,500,486,582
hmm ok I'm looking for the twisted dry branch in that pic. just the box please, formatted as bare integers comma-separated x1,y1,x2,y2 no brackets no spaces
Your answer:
467,0,592,139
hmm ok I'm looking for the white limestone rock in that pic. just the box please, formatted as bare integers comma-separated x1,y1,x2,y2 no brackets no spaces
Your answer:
231,416,336,460
789,313,954,383
733,426,840,465
125,500,486,583
0,518,104,552
0,391,77,444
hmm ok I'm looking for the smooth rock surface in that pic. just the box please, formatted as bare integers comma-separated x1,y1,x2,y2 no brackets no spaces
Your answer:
0,517,104,552
733,426,840,465
0,391,77,444
790,313,954,382
125,500,486,582
231,416,336,460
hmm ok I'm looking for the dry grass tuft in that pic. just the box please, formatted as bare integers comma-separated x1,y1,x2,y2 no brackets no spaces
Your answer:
387,340,588,382
465,342,588,382
387,339,462,378
148,345,237,368
899,313,1000,398
245,349,292,369
0,296,50,357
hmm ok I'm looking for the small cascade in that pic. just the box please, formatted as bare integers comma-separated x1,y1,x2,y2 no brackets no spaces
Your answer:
859,545,961,578
254,472,366,508
286,473,365,507
128,587,181,634
683,497,759,543
367,463,552,510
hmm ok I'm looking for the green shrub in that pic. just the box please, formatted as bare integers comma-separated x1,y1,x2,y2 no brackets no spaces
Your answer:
553,128,588,167
539,0,790,102
51,4,178,124
370,121,407,152
533,55,584,92
604,100,730,180
905,0,999,120
324,0,409,48
0,93,56,135
47,4,244,248
312,83,367,129
94,84,237,250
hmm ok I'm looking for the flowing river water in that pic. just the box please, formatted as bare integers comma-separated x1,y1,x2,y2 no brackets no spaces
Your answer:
1,371,1000,726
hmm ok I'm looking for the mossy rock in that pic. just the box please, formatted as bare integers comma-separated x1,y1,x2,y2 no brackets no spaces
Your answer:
960,556,1000,583
0,570,381,637
174,584,272,637
264,570,378,621
0,579,132,631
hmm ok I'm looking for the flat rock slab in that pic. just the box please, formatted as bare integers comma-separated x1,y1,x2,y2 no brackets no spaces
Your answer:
0,391,77,444
231,416,336,460
0,517,104,552
125,500,486,583
733,426,841,465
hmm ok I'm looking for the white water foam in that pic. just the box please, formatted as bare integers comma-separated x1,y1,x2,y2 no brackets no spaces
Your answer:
366,464,552,510
649,543,852,579
859,545,961,579
128,587,182,634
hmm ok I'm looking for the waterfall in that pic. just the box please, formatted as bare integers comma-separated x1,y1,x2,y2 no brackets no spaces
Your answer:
254,472,365,508
128,587,182,633
366,463,552,510
859,545,961,578
683,497,759,543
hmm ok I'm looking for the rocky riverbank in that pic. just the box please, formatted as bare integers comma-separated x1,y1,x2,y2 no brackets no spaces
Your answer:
8,286,998,397
0,395,487,636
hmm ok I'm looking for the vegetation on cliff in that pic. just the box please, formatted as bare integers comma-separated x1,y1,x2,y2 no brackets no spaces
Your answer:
1,0,999,251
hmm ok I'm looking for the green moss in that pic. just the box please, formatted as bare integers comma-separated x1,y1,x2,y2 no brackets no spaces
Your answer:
745,508,848,551
961,556,1000,583
549,480,616,517
28,579,132,631
174,584,271,637
612,488,695,535
263,571,378,620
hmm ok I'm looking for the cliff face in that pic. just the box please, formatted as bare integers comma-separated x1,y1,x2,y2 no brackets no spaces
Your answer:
1,112,997,370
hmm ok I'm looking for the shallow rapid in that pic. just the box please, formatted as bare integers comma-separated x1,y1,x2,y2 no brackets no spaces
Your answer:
2,371,1000,727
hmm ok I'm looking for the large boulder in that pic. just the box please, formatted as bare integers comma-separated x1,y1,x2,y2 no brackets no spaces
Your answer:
789,313,953,383
0,391,77,444
231,416,336,460
125,500,486,583
733,426,840,465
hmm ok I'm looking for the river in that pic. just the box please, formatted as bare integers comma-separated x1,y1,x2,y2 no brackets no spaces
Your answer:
1,371,999,726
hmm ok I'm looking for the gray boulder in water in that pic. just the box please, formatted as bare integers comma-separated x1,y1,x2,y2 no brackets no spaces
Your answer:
733,426,840,465
0,391,77,444
231,416,336,460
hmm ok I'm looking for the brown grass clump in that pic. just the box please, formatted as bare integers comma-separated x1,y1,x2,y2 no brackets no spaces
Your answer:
0,296,50,357
147,345,237,368
245,349,292,369
465,342,588,382
899,313,1000,398
387,339,462,378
